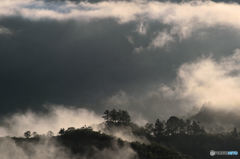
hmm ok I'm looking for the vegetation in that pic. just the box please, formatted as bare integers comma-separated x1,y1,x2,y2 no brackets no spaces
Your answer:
103,109,131,127
15,109,240,159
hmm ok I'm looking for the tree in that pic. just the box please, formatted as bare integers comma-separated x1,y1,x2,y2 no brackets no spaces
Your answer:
103,109,131,127
59,128,65,135
119,110,131,125
165,116,181,135
154,119,164,137
66,127,75,132
185,119,192,135
190,121,205,135
231,127,238,137
178,119,187,135
103,110,110,121
145,123,154,135
24,131,31,138
109,109,118,123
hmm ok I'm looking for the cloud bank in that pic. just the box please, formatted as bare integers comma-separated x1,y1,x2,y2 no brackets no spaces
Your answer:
171,49,240,110
0,106,103,137
106,49,240,120
0,105,146,143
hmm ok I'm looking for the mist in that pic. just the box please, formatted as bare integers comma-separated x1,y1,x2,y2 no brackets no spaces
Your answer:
0,137,137,159
0,106,139,159
0,106,103,137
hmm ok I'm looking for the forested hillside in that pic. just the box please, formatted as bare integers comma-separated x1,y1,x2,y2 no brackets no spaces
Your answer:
10,109,240,159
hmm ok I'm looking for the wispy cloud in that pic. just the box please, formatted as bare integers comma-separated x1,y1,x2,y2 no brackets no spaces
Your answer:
170,49,240,110
149,31,175,48
0,137,137,159
0,105,103,137
0,26,12,35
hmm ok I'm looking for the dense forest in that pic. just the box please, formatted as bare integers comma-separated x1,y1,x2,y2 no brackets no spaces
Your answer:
9,109,240,159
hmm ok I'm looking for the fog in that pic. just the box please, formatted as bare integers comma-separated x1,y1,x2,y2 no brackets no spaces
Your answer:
0,137,137,159
0,106,103,137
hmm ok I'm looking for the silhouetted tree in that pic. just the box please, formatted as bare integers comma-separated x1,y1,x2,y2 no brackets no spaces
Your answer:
24,131,31,138
109,109,118,123
67,127,76,132
144,123,154,135
103,109,131,127
166,116,182,135
164,116,206,136
103,110,110,121
185,119,192,135
154,119,164,137
231,127,238,137
119,110,131,124
59,128,65,135
190,121,205,135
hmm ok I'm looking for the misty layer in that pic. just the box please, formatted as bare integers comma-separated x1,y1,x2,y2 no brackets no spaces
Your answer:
0,137,137,159
0,106,147,144
166,49,240,110
0,106,103,137
0,138,75,159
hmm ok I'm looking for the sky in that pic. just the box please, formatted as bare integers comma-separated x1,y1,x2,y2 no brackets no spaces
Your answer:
1,0,240,124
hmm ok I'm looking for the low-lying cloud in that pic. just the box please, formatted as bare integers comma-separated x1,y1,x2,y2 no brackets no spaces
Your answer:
0,106,103,137
0,105,147,144
169,49,240,111
0,137,137,159
0,105,139,159
0,137,75,159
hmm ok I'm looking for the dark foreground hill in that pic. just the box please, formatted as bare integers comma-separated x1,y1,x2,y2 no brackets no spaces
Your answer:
8,109,240,159
13,128,191,159
12,127,240,159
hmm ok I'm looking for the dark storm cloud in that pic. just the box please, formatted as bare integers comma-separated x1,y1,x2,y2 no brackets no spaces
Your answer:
0,16,239,118
1,0,240,122
0,18,135,112
0,17,174,113
0,18,178,113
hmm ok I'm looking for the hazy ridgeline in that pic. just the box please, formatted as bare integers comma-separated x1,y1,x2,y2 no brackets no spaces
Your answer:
0,107,240,159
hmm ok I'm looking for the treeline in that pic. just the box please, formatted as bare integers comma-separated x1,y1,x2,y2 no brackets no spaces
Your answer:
145,116,205,137
103,109,205,137
23,108,239,138
19,109,240,159
101,109,240,137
